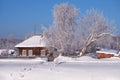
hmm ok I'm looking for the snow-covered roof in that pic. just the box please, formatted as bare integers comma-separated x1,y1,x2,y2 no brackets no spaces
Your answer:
15,35,46,48
96,51,115,55
96,49,119,55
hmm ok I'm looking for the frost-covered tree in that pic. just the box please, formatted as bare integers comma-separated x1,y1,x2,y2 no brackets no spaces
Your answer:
43,3,79,55
42,3,116,57
96,35,114,49
79,9,115,56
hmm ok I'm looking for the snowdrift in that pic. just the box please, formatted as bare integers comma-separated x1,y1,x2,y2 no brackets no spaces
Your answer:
54,55,120,64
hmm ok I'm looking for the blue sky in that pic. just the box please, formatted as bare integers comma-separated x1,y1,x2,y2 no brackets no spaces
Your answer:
0,0,120,38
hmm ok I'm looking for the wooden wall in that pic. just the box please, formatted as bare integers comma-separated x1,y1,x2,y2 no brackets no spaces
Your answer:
17,47,48,57
97,53,114,59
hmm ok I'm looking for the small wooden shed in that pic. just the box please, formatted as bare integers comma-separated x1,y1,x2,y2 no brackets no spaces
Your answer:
15,35,48,57
96,49,119,59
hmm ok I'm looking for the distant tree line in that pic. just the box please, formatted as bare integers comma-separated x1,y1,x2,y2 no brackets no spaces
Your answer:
0,38,23,50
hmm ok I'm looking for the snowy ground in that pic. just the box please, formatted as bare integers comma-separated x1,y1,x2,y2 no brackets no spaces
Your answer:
0,56,120,80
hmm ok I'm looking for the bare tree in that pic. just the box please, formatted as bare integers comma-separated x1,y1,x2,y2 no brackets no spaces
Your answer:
79,9,115,56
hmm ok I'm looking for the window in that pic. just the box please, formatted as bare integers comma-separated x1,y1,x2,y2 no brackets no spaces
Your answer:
22,50,27,56
28,50,33,56
40,50,46,57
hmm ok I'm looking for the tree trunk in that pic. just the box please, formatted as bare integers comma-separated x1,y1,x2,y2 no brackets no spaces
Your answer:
79,38,97,57
79,46,87,56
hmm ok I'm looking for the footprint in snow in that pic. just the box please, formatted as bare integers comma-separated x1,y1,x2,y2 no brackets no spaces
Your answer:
23,67,32,71
19,73,24,78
